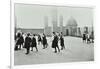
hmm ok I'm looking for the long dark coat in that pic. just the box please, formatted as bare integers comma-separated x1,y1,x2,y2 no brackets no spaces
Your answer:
16,33,21,45
60,36,64,46
52,35,58,48
38,35,41,42
42,36,47,46
24,36,31,49
16,35,24,45
31,37,37,47
20,35,24,44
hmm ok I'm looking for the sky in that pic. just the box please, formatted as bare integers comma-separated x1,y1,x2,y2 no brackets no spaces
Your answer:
15,3,93,29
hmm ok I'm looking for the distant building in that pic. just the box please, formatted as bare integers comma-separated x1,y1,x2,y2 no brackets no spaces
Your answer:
65,17,78,36
84,26,88,34
44,16,78,36
44,16,52,36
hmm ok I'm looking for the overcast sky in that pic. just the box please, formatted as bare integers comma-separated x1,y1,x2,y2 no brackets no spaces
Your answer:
15,3,93,29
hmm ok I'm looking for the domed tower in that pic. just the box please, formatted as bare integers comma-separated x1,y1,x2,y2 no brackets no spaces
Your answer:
44,16,48,35
66,17,78,36
51,7,58,32
59,15,63,34
44,16,52,36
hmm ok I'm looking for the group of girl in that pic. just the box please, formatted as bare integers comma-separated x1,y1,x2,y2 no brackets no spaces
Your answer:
14,31,65,54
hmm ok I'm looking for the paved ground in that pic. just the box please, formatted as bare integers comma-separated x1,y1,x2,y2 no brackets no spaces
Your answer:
14,36,94,65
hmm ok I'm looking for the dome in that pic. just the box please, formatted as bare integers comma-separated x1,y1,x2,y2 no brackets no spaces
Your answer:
66,17,78,26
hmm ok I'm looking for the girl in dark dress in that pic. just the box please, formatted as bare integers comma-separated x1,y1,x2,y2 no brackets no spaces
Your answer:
42,33,48,49
24,33,31,55
31,34,38,51
52,32,60,53
38,34,42,45
82,33,86,43
15,32,21,50
19,33,24,50
60,34,65,50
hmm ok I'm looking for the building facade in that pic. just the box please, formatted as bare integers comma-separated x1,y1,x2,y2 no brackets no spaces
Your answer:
44,16,78,36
